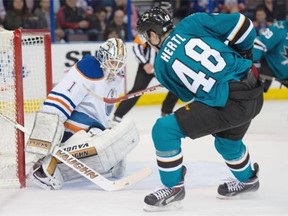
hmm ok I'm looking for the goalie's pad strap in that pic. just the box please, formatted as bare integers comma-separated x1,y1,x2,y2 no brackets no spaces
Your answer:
26,111,64,155
58,118,139,181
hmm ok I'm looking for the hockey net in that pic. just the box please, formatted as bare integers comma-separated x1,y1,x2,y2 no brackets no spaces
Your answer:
0,29,52,188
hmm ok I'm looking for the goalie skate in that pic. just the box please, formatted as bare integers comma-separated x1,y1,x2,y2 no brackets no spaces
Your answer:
27,159,63,190
217,163,260,199
143,166,186,212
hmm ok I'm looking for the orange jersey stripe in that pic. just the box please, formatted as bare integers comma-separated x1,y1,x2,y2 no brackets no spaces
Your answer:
47,96,72,113
64,122,87,133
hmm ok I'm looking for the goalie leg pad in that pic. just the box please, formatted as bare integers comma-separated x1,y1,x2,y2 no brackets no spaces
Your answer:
26,111,64,155
58,118,139,181
95,118,139,170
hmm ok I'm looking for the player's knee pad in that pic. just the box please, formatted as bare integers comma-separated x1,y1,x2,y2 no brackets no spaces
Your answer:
58,118,139,181
152,115,184,151
26,111,64,156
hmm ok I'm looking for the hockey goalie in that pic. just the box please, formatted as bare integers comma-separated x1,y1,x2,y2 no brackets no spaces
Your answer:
26,38,139,190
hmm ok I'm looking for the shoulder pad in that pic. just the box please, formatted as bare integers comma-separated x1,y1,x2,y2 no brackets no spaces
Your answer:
76,55,104,80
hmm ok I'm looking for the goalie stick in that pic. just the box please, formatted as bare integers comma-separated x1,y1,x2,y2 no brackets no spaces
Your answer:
83,83,163,104
0,112,152,191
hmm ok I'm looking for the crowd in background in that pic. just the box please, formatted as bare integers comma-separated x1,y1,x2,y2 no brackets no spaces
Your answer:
0,0,287,42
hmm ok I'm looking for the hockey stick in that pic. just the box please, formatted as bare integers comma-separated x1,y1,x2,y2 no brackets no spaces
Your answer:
83,83,163,104
0,112,152,191
53,146,152,191
0,112,30,134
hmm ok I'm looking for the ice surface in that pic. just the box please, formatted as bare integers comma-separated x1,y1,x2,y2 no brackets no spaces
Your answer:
0,101,287,216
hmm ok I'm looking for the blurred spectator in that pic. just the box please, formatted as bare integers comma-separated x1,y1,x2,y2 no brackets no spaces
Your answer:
256,0,286,22
90,6,107,40
76,0,93,16
107,8,128,41
2,0,8,9
32,0,61,14
188,0,222,14
220,0,242,13
173,0,191,21
104,27,119,40
253,5,272,36
3,0,39,30
33,0,65,41
25,0,34,13
109,0,139,38
100,0,115,22
56,0,98,41
237,0,247,12
258,0,275,22
88,0,106,13
0,0,6,23
3,0,36,13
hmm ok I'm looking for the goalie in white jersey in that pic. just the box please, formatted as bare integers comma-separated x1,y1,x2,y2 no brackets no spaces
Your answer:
26,38,140,190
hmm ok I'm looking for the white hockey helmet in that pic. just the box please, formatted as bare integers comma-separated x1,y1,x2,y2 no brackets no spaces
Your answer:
97,38,127,78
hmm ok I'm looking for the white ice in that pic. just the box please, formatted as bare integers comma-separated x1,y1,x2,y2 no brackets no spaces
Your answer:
0,101,288,216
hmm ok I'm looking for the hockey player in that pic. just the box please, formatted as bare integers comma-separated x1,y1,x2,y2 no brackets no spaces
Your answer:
113,1,178,122
26,38,139,189
253,20,288,92
137,8,263,211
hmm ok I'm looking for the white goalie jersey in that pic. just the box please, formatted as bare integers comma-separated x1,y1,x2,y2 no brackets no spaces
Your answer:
25,39,145,191
42,55,123,134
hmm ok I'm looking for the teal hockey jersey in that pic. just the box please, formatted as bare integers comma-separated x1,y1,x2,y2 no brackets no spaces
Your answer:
154,12,256,107
253,21,288,80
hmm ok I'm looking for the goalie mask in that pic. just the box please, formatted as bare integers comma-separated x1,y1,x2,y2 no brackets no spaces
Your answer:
137,7,174,44
97,38,127,79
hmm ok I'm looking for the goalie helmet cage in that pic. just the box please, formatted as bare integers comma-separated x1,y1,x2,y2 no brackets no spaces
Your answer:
0,29,52,188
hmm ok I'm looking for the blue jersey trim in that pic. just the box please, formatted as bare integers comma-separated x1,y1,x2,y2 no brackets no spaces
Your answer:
50,91,76,108
69,111,106,130
43,102,70,119
76,55,103,79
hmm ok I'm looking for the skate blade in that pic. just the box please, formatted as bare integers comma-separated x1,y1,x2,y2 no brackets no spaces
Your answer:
143,201,183,212
217,191,259,200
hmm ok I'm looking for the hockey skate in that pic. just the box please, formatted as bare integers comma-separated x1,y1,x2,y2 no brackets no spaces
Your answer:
217,163,260,199
27,157,63,190
143,166,186,212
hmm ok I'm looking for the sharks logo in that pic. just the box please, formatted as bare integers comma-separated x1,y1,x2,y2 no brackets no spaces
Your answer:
281,46,288,65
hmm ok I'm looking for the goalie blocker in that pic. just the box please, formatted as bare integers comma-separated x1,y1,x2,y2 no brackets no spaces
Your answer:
26,111,64,155
28,114,140,189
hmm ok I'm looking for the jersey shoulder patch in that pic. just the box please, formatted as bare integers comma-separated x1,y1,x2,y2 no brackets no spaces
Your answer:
76,55,104,80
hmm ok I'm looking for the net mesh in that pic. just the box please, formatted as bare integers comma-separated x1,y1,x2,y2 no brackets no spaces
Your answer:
0,30,50,188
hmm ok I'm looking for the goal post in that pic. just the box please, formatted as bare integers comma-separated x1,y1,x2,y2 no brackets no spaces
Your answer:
0,29,52,188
